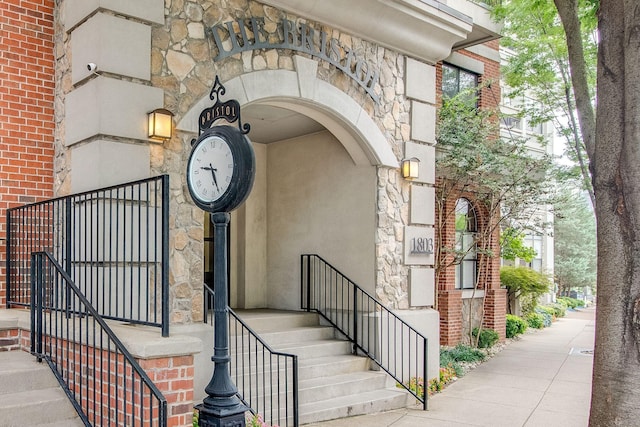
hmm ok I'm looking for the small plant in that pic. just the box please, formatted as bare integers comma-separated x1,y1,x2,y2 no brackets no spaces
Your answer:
505,314,528,338
246,413,280,427
525,312,545,329
472,327,499,348
535,307,553,327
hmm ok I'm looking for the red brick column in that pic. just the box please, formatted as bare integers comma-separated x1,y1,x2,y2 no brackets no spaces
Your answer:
437,289,463,345
483,288,507,341
0,0,56,306
139,355,196,427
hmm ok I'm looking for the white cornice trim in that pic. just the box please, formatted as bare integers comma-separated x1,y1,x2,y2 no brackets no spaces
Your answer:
260,0,473,64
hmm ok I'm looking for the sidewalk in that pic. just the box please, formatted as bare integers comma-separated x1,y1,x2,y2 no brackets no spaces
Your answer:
306,307,595,427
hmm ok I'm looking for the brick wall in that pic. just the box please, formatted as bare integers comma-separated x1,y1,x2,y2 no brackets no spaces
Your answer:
435,41,506,345
0,0,56,306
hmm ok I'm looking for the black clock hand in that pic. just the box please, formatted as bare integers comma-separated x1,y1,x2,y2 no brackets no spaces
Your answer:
201,164,220,191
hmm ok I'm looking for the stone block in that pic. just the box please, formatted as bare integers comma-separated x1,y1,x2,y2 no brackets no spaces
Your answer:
64,0,164,30
65,77,164,145
405,141,435,184
410,185,435,225
409,268,435,307
404,226,435,266
410,101,436,144
71,13,151,84
405,58,435,103
70,139,150,192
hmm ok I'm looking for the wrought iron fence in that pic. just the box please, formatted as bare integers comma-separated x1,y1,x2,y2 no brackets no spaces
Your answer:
301,254,428,409
204,287,299,426
31,251,167,426
7,175,170,336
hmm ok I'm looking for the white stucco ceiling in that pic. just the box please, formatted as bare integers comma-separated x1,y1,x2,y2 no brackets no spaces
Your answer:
242,104,325,144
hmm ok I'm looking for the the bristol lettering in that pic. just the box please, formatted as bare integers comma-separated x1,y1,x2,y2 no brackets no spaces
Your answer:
208,17,380,103
410,237,434,255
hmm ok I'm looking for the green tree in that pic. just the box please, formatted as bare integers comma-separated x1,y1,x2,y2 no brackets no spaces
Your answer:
500,227,537,263
554,186,596,296
500,265,552,314
496,0,640,423
493,0,597,206
436,90,557,345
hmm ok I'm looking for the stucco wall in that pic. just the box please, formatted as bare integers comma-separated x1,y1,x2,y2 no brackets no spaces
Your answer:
267,131,376,309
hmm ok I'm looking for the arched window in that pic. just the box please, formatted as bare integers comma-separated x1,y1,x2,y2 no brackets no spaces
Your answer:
455,198,477,289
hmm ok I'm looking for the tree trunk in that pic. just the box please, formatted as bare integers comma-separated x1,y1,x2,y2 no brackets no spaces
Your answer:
589,0,640,424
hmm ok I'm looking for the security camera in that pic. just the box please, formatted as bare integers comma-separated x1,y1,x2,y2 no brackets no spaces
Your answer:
87,63,98,72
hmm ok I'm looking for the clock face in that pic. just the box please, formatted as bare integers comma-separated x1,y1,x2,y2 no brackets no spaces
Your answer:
188,135,234,203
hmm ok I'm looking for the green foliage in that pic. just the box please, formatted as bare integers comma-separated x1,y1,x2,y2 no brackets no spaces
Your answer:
472,328,500,349
500,266,552,314
535,307,553,327
491,0,597,199
554,187,596,296
436,91,558,294
501,227,537,262
506,314,528,338
550,302,567,318
525,312,545,329
557,296,585,309
441,344,486,365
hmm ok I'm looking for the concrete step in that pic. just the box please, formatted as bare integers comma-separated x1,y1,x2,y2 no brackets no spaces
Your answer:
34,419,86,427
299,388,412,425
0,387,79,426
0,351,59,395
0,351,82,426
299,370,395,403
298,354,371,379
231,310,413,425
233,310,321,332
275,339,352,359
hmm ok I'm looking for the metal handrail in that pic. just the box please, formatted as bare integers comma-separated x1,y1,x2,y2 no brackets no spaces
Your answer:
7,175,170,336
204,287,299,426
31,251,167,426
301,254,428,409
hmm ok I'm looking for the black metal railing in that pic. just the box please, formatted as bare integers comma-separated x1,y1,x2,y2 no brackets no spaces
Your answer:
31,251,167,426
301,254,428,409
204,287,299,427
7,175,170,336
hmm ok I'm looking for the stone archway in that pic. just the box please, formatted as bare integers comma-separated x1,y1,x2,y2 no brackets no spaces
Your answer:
178,58,396,310
177,56,398,169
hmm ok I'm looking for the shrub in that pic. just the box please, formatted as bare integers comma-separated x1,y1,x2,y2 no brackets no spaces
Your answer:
557,296,585,309
548,302,567,318
472,327,500,348
535,307,553,327
506,314,528,338
500,266,552,316
440,344,486,377
525,312,545,329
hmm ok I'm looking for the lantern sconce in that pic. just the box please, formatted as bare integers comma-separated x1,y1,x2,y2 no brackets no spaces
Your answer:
401,157,420,180
148,108,174,142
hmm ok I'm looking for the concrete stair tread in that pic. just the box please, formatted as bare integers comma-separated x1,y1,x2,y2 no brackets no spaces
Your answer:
297,353,366,367
0,387,69,408
299,387,410,424
33,419,85,427
299,370,388,389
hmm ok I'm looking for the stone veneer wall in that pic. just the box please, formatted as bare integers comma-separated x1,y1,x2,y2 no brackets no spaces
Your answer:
52,0,438,324
149,0,435,320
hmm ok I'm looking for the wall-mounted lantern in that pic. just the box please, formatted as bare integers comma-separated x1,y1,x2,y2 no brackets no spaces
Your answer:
401,157,420,180
147,108,174,141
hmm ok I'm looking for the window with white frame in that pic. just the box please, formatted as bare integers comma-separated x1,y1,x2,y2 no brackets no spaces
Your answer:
455,198,478,289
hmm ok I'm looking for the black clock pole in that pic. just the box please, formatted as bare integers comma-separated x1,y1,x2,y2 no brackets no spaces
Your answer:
196,212,248,427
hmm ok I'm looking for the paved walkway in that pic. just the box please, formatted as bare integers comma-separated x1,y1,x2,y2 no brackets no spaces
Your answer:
306,307,595,427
